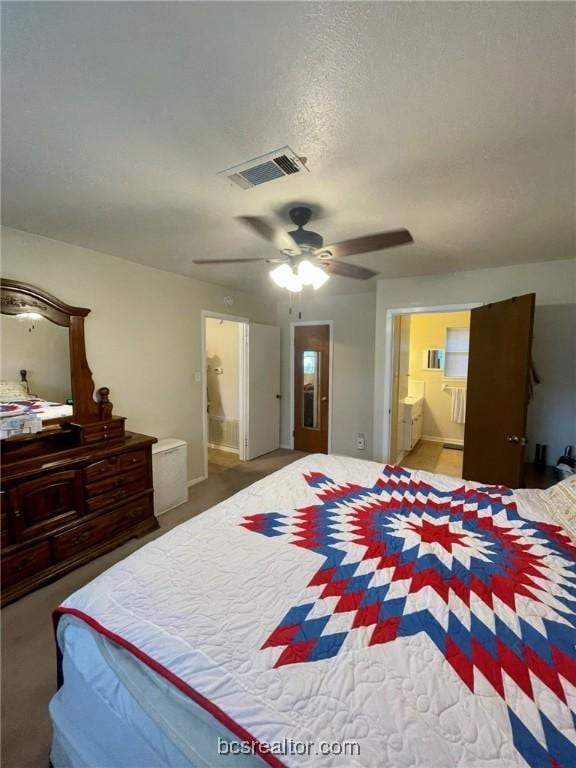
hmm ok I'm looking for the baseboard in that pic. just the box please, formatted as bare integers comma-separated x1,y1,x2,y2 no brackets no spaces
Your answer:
279,443,292,450
187,475,206,488
207,443,239,454
421,435,464,447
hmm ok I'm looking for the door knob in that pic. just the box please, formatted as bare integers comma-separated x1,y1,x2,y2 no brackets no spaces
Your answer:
321,396,328,402
507,435,527,445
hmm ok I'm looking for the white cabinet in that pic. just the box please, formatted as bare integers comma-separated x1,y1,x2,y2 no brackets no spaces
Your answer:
400,397,424,453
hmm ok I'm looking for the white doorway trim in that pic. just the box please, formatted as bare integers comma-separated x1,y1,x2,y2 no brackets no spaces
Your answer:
201,310,249,479
382,303,482,463
289,320,334,453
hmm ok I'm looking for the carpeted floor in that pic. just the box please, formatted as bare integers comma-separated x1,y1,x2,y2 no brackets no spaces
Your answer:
1,449,303,768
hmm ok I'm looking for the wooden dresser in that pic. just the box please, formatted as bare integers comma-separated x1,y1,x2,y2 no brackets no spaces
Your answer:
0,279,159,606
1,428,158,606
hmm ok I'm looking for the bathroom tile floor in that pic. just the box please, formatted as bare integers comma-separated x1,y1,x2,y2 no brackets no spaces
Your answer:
208,447,240,475
402,440,464,478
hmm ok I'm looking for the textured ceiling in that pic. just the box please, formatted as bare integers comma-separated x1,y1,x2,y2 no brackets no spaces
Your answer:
2,2,574,296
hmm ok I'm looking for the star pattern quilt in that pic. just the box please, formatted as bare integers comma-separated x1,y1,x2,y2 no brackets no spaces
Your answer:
56,455,576,767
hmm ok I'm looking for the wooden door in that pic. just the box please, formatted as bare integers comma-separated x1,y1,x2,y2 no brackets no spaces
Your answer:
389,316,402,464
463,294,535,487
294,325,330,453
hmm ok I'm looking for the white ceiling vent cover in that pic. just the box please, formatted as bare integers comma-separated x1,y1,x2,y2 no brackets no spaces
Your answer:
218,146,308,190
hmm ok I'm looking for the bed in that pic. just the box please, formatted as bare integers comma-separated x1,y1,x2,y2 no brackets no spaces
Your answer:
51,454,576,768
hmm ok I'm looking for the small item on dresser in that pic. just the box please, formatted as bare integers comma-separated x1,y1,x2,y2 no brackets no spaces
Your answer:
0,412,42,439
555,445,575,480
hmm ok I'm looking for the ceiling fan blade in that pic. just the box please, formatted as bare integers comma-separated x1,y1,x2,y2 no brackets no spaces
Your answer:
236,216,301,255
320,260,378,280
318,229,413,259
192,257,284,265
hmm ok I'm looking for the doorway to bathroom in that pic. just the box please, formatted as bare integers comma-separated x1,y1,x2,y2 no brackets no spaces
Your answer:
205,316,243,476
201,311,282,479
389,308,472,478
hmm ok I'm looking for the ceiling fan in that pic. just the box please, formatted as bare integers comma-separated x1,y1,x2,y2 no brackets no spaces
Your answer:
192,206,414,292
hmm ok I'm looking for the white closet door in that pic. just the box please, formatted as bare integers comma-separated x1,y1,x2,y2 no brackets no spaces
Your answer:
245,323,281,460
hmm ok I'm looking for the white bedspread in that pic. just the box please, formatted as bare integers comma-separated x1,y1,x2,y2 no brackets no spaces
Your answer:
56,454,576,768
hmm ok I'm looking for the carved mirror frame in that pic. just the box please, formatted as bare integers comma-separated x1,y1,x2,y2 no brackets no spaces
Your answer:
0,279,108,425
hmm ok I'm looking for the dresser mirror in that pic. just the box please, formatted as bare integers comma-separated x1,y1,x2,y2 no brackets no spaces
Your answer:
1,312,71,401
0,279,106,438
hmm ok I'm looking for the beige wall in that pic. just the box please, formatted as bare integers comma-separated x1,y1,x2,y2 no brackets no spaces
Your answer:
277,291,376,459
374,258,576,463
1,227,276,481
407,311,471,445
206,318,239,421
1,313,71,402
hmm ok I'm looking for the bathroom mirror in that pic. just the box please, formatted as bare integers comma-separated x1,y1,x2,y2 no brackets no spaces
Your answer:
422,348,444,371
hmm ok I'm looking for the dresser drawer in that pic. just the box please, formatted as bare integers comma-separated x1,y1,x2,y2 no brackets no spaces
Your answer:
84,449,147,483
85,473,149,515
2,542,52,587
118,449,148,473
85,467,147,499
53,497,153,562
82,421,124,446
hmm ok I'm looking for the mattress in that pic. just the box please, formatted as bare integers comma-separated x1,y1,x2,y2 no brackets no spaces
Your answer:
52,454,576,767
51,615,264,768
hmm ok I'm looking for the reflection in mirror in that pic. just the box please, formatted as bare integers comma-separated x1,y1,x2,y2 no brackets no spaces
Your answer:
302,350,321,429
1,313,72,434
422,348,444,371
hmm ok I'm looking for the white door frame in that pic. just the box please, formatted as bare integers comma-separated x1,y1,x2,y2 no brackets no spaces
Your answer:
381,303,482,463
201,310,249,479
289,320,334,453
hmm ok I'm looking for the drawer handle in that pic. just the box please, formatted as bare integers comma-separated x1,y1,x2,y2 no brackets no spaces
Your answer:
16,554,36,571
14,509,22,518
109,523,125,536
128,506,144,519
72,529,94,546
131,458,139,464
114,490,127,502
114,478,125,487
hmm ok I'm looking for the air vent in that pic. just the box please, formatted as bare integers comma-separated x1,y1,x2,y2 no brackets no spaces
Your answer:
218,146,308,190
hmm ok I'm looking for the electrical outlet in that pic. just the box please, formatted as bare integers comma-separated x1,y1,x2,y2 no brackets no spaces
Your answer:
356,434,366,450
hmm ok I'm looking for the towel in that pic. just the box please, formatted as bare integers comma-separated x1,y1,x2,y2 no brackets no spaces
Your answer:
450,387,467,424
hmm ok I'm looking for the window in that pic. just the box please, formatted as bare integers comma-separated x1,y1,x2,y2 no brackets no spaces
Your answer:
444,327,469,378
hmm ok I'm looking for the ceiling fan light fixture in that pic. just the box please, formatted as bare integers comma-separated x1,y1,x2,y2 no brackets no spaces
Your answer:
297,259,330,290
270,264,302,292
